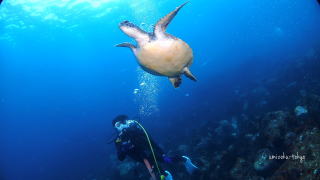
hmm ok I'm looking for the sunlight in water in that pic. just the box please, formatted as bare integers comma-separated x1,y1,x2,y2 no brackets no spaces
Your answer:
1,0,162,116
0,0,118,30
4,0,116,11
0,0,119,43
1,0,116,17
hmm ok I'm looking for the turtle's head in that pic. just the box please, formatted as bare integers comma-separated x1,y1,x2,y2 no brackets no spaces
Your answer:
119,20,141,38
120,20,136,28
119,20,150,44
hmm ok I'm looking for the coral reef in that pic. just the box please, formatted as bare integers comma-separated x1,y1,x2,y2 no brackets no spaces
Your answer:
270,127,320,179
108,47,320,180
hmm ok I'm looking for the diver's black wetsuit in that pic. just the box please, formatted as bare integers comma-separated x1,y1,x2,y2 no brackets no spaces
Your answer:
114,121,183,172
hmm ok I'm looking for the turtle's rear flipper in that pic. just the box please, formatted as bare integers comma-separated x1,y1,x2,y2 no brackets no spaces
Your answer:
169,76,182,88
183,67,197,81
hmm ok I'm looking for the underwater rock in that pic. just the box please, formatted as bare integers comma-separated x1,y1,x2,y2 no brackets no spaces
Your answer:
284,131,297,146
271,128,320,179
198,156,211,172
107,53,320,180
314,168,320,176
230,158,251,179
177,144,189,154
297,93,320,125
214,118,239,137
253,148,273,172
295,106,308,116
195,136,213,152
261,111,290,144
117,160,137,176
245,133,260,142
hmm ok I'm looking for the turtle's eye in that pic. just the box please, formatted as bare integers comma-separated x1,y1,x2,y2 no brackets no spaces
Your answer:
120,20,129,26
120,20,135,28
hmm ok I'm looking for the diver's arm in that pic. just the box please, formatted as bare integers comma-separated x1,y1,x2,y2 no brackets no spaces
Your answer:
115,138,126,161
127,122,165,156
117,150,126,161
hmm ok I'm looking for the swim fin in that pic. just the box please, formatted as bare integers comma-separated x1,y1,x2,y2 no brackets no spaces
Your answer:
164,170,173,180
182,156,198,174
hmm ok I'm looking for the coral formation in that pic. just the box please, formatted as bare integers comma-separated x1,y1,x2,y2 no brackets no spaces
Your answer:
108,47,320,180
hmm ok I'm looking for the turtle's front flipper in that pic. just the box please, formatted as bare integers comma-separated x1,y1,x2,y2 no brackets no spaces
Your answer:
169,76,182,88
154,1,189,37
183,67,197,81
115,42,137,52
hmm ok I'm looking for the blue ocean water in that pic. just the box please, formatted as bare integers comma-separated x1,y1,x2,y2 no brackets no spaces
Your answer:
1,0,320,180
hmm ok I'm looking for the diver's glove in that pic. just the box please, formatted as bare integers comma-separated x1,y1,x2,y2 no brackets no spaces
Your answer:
164,170,173,180
182,156,198,174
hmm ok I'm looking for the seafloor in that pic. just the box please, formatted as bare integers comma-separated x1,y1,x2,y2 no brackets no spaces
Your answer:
108,46,320,180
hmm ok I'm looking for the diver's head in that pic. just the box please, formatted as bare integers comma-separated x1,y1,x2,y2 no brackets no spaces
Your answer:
112,114,129,132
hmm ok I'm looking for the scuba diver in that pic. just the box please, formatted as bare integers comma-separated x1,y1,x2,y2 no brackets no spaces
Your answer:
112,115,198,180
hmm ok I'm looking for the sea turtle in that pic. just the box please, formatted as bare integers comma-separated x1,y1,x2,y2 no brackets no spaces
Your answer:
116,2,196,88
